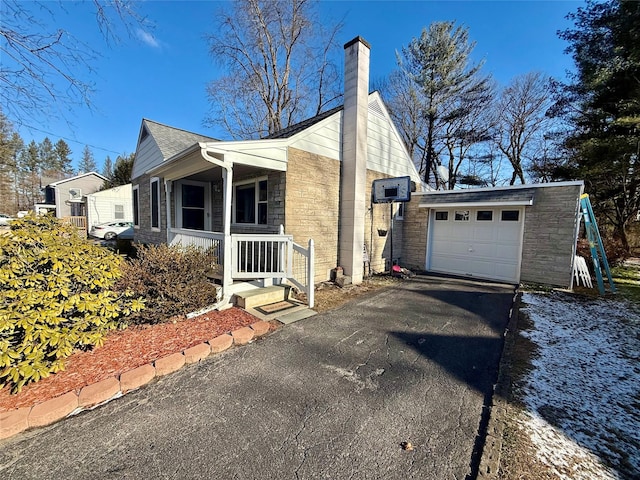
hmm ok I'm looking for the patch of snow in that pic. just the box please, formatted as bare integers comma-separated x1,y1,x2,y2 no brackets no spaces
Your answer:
518,292,640,480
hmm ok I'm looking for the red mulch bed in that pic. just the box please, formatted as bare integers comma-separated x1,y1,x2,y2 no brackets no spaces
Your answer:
0,308,259,412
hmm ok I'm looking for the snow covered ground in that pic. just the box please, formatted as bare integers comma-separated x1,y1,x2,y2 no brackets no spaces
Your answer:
517,291,640,480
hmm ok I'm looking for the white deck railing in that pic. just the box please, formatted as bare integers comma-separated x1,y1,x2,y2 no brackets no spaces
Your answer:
170,228,315,307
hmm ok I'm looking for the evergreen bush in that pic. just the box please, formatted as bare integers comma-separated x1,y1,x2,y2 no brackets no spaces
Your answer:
0,214,144,393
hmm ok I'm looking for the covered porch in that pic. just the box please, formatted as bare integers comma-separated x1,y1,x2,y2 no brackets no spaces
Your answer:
147,143,314,308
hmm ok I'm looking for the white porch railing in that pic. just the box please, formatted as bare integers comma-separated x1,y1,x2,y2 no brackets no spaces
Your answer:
231,234,292,279
170,228,315,308
169,228,224,267
290,239,315,308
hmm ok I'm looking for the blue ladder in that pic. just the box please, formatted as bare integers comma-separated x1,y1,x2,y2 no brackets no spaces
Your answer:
580,194,616,294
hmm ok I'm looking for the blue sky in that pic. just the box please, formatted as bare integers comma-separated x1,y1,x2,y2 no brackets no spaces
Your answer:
10,0,581,171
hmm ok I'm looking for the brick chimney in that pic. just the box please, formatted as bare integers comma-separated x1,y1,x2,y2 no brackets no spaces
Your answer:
339,36,370,285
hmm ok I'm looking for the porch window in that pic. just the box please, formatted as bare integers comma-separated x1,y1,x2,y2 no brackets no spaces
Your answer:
150,177,160,229
180,183,206,230
132,185,139,227
234,178,268,225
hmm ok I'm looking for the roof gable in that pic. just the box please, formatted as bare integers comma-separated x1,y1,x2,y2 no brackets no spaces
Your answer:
140,119,218,160
46,172,107,187
264,106,343,140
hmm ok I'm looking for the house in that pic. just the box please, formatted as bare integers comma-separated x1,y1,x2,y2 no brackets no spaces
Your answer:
85,184,133,228
130,36,584,308
130,37,422,306
35,172,107,229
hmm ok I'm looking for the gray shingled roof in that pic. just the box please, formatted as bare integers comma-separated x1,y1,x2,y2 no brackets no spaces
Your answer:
264,105,343,139
418,187,537,205
143,119,218,159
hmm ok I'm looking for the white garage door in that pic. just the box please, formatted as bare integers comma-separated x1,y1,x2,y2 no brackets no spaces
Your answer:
429,207,524,283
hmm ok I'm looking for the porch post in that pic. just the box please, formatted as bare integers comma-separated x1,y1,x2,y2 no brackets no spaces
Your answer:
222,165,233,293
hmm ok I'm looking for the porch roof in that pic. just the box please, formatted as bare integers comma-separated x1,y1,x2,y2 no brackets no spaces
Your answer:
146,140,289,181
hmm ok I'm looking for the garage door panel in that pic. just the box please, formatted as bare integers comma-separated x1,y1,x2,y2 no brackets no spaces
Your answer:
429,208,523,283
472,226,497,242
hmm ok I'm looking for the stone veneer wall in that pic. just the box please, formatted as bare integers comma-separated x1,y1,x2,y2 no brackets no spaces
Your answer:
365,170,406,274
285,148,341,283
285,147,412,283
520,184,583,287
132,173,167,245
401,197,429,272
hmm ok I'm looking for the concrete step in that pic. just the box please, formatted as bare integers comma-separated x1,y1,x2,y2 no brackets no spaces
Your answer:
234,285,290,309
277,308,318,325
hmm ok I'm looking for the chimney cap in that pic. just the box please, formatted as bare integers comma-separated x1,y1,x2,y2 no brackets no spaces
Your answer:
344,36,371,50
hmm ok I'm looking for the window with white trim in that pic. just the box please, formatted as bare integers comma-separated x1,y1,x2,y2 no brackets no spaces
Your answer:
132,185,139,227
178,181,208,230
114,204,125,220
501,210,520,221
150,177,160,229
455,210,470,221
233,178,268,225
395,203,405,220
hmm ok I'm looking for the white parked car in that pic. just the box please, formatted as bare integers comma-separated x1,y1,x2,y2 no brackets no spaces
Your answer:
90,221,134,240
0,213,14,226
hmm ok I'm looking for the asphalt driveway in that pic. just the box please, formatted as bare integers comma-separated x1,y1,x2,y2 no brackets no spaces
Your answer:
0,275,515,480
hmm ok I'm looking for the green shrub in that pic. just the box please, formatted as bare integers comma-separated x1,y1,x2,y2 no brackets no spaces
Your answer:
116,244,220,325
0,214,144,393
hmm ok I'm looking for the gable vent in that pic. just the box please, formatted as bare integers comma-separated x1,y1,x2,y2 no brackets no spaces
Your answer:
369,98,385,118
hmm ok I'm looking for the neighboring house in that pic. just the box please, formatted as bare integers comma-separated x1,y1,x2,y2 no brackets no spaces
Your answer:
130,36,584,308
35,172,107,224
86,184,133,228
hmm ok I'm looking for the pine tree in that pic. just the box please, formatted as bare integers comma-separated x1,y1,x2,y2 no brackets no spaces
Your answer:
78,145,97,174
558,0,640,251
17,140,41,209
0,111,22,212
392,22,493,188
102,155,113,180
54,139,74,175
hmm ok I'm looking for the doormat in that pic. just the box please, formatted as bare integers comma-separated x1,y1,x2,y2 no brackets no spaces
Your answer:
255,300,299,315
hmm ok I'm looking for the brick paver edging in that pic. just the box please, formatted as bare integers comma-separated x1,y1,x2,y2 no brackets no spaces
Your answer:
0,320,272,441
476,291,522,479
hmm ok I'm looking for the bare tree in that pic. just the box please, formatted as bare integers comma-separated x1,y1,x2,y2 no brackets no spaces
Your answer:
494,72,553,185
0,0,145,126
205,0,343,139
382,71,430,174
